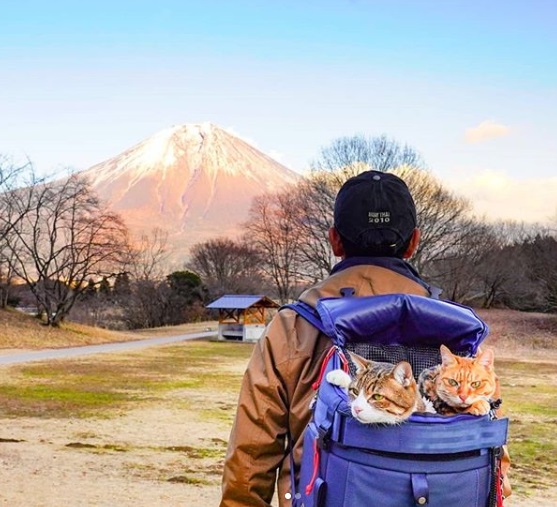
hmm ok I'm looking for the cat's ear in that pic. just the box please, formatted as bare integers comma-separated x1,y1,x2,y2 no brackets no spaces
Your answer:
440,344,457,366
348,352,368,373
393,361,414,387
476,347,494,369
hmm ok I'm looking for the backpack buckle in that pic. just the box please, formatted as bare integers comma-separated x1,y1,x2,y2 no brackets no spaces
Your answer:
316,424,331,450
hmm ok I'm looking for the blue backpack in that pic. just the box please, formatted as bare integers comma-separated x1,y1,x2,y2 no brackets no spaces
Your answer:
285,293,508,507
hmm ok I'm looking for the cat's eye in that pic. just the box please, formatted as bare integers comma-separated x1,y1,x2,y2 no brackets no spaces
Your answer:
371,394,384,401
447,379,459,387
349,387,359,395
471,381,482,388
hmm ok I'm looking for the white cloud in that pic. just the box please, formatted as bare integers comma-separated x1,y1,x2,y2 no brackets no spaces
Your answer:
464,120,511,144
443,169,557,224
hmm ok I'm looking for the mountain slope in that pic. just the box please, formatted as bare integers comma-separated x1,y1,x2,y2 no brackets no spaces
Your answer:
81,123,300,266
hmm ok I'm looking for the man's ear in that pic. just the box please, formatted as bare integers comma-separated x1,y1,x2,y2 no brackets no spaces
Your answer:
402,228,421,259
328,227,345,258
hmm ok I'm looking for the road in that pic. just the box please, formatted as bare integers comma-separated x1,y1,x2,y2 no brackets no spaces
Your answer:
0,331,217,366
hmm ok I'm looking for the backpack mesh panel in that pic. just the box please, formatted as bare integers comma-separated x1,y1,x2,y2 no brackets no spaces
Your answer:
345,343,442,378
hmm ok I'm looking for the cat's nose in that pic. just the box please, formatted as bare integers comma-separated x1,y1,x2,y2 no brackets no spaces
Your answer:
353,406,363,414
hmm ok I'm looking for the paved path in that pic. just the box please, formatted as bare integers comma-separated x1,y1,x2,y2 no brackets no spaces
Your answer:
0,331,217,366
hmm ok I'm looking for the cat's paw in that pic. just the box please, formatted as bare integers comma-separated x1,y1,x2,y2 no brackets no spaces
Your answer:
465,398,491,416
326,369,351,389
421,397,436,414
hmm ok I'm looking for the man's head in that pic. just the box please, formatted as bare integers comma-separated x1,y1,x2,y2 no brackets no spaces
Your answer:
329,170,420,259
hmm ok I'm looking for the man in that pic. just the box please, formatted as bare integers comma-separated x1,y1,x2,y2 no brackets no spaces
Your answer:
220,170,492,506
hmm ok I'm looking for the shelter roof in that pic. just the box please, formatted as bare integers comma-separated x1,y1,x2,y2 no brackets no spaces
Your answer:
206,295,279,310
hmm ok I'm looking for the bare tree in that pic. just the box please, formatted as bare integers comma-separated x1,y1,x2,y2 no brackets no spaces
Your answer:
243,162,476,298
289,171,341,280
294,163,489,301
2,173,129,326
1,159,43,309
311,134,425,174
0,158,42,245
115,229,207,330
522,231,557,312
188,237,264,297
126,227,171,281
244,191,305,304
392,167,476,274
119,278,174,329
427,221,494,303
471,222,530,308
0,249,18,308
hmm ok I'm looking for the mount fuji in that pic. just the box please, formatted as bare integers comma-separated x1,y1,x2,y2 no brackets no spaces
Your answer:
80,123,300,267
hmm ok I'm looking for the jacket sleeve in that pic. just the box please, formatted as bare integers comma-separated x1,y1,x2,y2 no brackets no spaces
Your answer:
220,309,331,507
219,312,295,507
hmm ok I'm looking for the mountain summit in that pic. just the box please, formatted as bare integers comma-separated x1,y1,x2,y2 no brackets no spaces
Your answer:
82,123,300,265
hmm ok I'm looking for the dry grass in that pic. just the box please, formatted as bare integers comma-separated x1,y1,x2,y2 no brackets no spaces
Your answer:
0,307,139,350
478,309,557,497
0,307,217,350
131,320,218,338
479,308,557,360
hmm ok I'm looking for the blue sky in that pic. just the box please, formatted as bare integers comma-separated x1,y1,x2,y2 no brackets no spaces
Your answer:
1,0,556,222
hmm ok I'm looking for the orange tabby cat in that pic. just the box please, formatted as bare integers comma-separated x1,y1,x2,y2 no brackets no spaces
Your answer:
418,344,497,416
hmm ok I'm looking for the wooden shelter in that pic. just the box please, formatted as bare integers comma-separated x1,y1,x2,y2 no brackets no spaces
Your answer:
206,295,279,342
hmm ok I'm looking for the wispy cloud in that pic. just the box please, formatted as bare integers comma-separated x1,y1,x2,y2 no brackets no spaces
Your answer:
464,120,511,144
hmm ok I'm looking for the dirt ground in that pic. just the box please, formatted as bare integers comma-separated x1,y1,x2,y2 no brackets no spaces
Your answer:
1,383,555,507
0,389,228,506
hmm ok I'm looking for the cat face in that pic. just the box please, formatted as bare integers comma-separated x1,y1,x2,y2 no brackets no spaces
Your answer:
435,344,496,410
347,354,418,424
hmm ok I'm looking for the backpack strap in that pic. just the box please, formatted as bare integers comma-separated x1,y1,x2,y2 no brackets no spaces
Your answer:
281,300,323,503
281,300,327,335
281,287,357,337
281,299,346,504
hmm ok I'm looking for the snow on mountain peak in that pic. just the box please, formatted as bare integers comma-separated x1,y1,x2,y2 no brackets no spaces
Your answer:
137,126,179,168
84,122,299,186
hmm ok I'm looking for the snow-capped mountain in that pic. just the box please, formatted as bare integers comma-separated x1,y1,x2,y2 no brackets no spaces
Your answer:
81,123,300,266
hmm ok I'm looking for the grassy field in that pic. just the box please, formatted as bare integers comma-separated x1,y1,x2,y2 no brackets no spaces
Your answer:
0,306,556,504
0,340,249,420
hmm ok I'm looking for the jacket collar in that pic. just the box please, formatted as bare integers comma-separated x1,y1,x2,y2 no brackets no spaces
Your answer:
330,257,442,299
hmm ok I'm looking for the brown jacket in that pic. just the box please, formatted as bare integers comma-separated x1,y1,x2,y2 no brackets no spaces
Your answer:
220,263,430,507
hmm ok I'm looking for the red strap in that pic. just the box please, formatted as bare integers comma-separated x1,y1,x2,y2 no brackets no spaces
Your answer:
306,346,350,495
312,346,350,390
305,437,320,495
496,465,504,507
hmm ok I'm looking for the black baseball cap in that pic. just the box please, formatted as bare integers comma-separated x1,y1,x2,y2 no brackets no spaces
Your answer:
334,170,417,254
